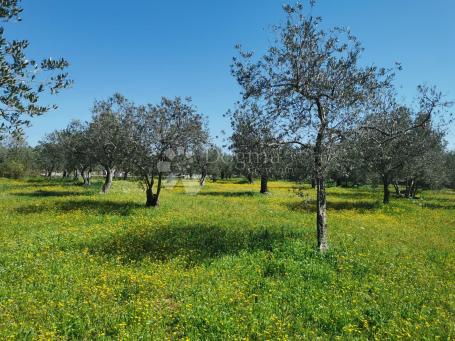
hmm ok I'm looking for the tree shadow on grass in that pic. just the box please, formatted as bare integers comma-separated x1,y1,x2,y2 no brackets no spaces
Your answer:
198,191,257,197
14,190,94,197
286,200,380,213
327,191,375,200
421,202,455,210
16,199,144,216
87,223,302,265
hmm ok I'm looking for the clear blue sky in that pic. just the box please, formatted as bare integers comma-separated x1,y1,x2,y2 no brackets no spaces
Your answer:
8,0,455,148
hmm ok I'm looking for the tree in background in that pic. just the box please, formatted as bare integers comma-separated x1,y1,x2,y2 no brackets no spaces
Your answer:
192,144,225,186
0,0,71,138
232,2,391,252
0,134,36,178
360,86,452,203
130,97,208,207
88,94,134,193
445,151,455,189
60,120,94,186
230,101,278,193
36,132,64,177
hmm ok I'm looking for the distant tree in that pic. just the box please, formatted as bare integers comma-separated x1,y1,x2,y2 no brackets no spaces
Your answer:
219,152,235,180
36,132,64,177
360,86,452,203
61,120,94,186
0,134,35,178
230,102,278,193
192,144,222,186
0,0,71,137
88,94,134,193
445,151,455,189
231,2,391,252
130,97,208,207
397,123,447,197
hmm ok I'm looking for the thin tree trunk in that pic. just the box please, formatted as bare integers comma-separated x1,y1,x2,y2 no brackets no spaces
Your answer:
199,174,206,187
199,167,207,186
383,175,390,204
101,168,114,193
145,174,162,207
145,187,157,207
393,180,401,197
408,179,416,198
315,173,328,252
314,100,328,253
260,173,268,194
81,169,90,186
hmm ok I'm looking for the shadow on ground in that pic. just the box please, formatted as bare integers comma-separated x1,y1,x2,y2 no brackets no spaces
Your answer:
16,199,144,216
421,202,455,210
197,191,257,197
14,190,94,197
87,223,302,265
286,199,381,213
327,191,376,200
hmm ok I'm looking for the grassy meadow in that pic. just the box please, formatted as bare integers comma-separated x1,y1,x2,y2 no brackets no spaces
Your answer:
0,177,454,339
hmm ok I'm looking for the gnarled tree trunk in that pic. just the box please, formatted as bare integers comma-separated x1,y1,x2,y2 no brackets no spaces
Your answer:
81,168,90,186
383,175,390,204
393,180,401,197
246,172,253,184
260,173,268,194
145,173,162,207
101,168,114,193
199,167,207,186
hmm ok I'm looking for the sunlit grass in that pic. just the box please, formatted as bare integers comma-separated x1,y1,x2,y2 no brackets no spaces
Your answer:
0,177,454,339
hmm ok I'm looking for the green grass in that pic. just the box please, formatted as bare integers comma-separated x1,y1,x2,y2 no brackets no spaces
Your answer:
0,177,454,339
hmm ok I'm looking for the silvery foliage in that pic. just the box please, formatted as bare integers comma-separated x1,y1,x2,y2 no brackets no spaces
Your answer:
231,1,394,177
0,0,72,137
129,96,209,195
229,100,280,179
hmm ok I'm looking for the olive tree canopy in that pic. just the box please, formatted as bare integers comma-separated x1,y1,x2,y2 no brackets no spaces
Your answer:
0,0,71,137
231,2,393,252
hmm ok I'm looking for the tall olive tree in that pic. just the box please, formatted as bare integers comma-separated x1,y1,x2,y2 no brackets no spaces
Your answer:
231,2,391,252
0,0,71,137
130,97,208,207
88,94,134,193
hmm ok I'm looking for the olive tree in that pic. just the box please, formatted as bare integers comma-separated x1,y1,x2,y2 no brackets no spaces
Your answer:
88,94,134,193
60,120,94,186
36,131,64,177
230,101,279,193
130,97,208,207
360,86,452,203
231,2,391,252
0,0,71,137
